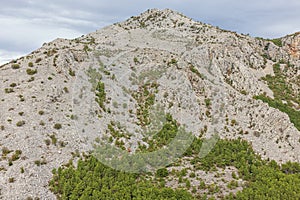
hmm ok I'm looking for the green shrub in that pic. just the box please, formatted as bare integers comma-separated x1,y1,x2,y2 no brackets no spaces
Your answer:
19,95,25,102
63,87,69,93
95,81,106,110
34,159,47,166
8,177,15,183
189,65,203,79
240,90,248,95
156,168,169,177
2,147,12,157
11,150,22,161
28,77,35,82
83,45,91,52
26,68,37,75
16,121,25,127
270,38,283,47
53,123,62,130
10,83,17,87
11,64,20,69
70,115,78,120
44,139,51,146
69,69,75,76
50,134,57,145
4,88,14,93
35,58,42,63
204,98,211,108
168,58,178,66
227,180,238,189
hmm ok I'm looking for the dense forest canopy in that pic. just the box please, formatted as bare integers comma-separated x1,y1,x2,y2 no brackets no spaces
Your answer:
50,138,300,199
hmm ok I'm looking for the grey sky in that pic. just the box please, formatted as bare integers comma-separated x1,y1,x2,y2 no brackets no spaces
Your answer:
1,0,300,64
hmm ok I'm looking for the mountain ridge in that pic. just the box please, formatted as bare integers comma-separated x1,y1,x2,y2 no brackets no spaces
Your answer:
0,8,299,199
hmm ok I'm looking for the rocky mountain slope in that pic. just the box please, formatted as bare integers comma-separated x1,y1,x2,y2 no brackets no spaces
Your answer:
0,9,299,199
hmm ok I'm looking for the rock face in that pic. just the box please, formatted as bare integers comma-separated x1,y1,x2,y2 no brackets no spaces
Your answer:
283,32,300,59
0,8,299,199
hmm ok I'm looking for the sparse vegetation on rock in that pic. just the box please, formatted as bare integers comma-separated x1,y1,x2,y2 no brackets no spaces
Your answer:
0,8,299,199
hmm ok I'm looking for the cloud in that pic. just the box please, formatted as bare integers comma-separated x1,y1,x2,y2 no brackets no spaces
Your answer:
0,15,84,50
0,0,300,63
0,49,25,65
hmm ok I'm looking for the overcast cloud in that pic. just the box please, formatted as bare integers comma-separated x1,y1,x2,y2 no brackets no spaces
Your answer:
1,0,300,64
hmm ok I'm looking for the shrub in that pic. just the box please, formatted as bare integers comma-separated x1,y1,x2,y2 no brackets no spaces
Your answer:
189,65,203,79
28,77,35,82
16,121,25,127
34,159,47,166
63,87,69,93
8,177,15,183
70,115,78,120
95,81,106,110
50,134,57,145
156,168,169,177
83,45,91,52
189,172,196,178
168,58,177,65
34,160,41,166
35,58,42,63
44,139,51,146
19,95,25,102
69,69,75,76
5,88,14,93
59,141,67,147
231,119,237,126
270,38,283,47
240,90,248,95
11,64,20,69
2,147,12,156
204,98,211,108
10,83,17,87
11,150,22,161
28,62,33,67
53,123,62,130
26,68,37,75
227,180,238,189
39,121,45,126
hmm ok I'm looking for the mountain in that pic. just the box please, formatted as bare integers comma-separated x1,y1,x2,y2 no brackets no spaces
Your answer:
0,8,300,199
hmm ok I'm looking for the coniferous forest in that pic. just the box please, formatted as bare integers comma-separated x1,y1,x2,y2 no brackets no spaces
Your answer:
49,138,300,199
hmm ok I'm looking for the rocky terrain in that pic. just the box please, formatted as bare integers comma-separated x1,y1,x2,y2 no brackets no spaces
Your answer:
0,9,299,199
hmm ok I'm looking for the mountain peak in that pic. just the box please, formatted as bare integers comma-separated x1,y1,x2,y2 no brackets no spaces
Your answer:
0,8,300,199
118,8,200,30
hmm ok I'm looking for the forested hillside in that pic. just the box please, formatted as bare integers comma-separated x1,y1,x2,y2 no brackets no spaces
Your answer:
50,138,300,199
